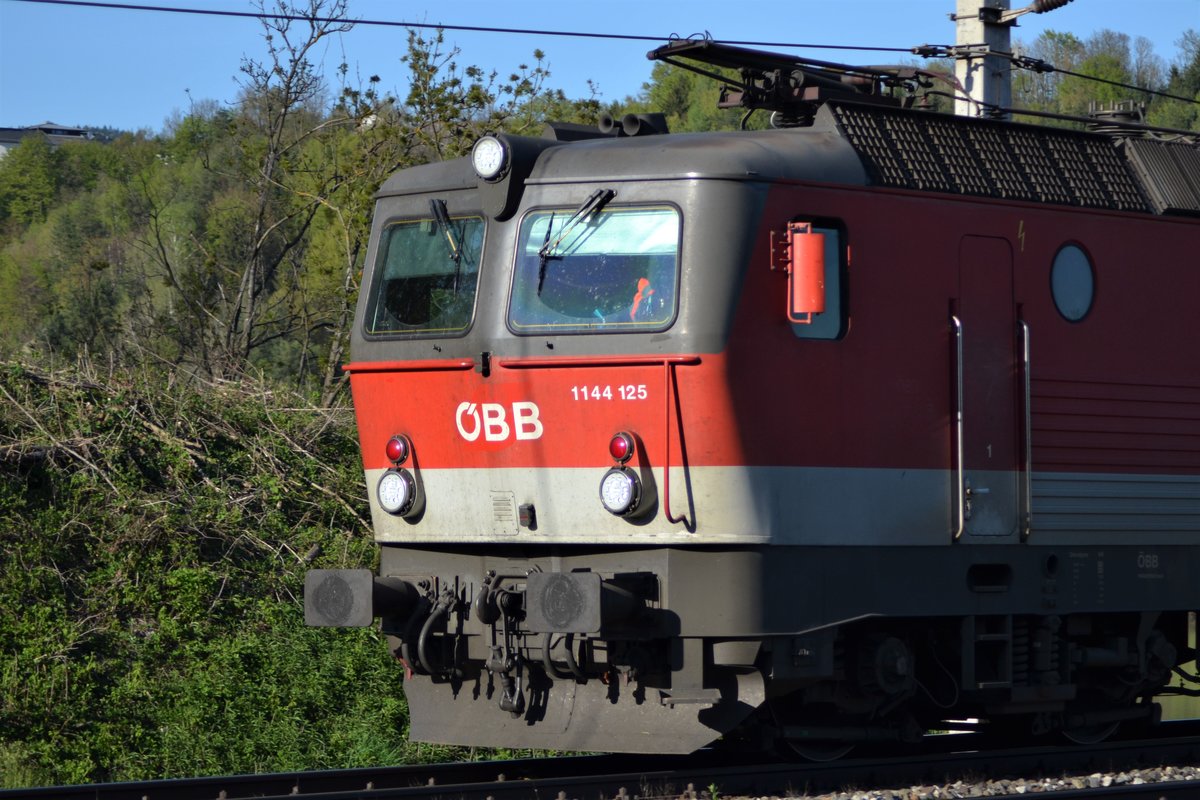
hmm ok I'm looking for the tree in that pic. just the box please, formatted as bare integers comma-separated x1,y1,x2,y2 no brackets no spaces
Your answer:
1148,29,1200,132
1056,31,1140,116
0,135,60,228
1012,29,1175,125
218,0,355,378
134,0,358,381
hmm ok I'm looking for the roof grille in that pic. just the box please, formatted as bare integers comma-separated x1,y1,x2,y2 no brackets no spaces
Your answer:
829,103,1155,214
1122,139,1200,215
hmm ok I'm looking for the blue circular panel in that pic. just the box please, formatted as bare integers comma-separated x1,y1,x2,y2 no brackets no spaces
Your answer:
1051,245,1094,322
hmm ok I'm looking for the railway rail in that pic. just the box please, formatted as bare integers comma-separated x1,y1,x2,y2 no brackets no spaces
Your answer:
2,721,1197,800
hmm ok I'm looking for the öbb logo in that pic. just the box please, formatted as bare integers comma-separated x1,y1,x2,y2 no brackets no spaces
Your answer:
455,401,544,442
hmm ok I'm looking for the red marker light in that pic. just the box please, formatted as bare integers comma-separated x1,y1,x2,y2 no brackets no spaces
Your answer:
608,432,634,463
385,435,409,464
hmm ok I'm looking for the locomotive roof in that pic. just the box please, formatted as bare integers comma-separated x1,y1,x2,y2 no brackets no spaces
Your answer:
375,114,869,198
377,102,1200,217
377,158,479,196
521,118,870,187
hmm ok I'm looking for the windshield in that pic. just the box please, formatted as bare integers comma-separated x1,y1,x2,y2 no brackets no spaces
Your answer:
509,205,680,333
363,215,484,336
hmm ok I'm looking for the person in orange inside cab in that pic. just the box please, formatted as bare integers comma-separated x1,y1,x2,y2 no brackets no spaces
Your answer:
630,277,654,321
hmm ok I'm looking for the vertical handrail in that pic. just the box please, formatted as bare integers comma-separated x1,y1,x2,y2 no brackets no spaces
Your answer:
1019,319,1033,540
663,360,694,531
663,360,677,523
952,315,965,541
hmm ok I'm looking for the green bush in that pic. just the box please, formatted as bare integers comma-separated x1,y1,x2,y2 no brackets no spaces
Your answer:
0,362,414,786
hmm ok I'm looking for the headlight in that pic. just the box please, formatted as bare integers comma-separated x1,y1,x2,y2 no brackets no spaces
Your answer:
377,469,416,516
471,135,508,180
599,467,640,516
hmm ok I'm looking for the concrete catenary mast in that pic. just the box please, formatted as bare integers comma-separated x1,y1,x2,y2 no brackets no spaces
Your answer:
953,0,1074,118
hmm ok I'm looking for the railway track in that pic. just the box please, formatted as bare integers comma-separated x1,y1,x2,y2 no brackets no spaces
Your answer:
2,721,1197,800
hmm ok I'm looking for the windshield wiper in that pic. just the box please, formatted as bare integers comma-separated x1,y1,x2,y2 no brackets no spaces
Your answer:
537,188,615,261
429,198,462,289
537,212,556,296
536,188,615,297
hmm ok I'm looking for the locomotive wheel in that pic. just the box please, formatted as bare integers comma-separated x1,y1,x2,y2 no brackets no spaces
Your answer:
1060,691,1138,744
782,738,855,762
1061,720,1120,745
985,710,1122,746
767,703,859,762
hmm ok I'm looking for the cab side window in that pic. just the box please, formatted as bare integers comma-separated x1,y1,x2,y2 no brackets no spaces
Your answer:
363,215,485,337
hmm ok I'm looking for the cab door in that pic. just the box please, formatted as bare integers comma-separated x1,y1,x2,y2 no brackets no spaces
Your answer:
957,235,1020,538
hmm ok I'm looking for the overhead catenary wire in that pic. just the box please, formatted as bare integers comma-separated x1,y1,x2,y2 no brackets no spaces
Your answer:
922,91,1200,138
1003,51,1200,106
2,0,918,53
909,42,1200,108
5,0,1194,109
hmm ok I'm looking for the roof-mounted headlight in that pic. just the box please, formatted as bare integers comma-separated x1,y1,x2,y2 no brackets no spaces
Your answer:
471,135,508,181
474,133,558,221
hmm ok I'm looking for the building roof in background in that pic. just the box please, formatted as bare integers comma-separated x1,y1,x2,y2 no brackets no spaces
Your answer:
0,121,94,155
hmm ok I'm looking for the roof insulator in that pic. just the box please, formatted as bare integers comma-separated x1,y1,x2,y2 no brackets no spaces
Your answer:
1031,0,1073,13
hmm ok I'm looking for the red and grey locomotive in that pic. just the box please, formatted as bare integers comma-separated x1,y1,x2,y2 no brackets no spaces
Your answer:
306,39,1200,755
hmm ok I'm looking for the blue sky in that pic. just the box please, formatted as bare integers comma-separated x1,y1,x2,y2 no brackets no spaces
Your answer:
1,0,1196,133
